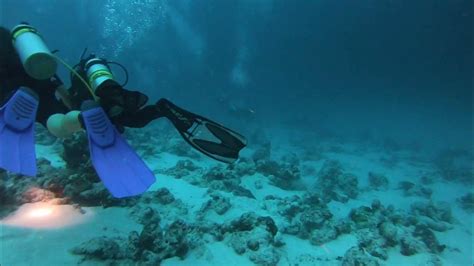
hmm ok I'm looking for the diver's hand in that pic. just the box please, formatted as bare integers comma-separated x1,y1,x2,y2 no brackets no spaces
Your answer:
78,103,126,134
96,80,148,116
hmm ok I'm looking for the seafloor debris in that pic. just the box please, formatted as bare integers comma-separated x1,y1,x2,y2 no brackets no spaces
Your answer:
125,128,164,159
252,142,272,163
420,174,437,185
60,169,134,207
0,158,67,217
341,246,381,266
413,224,446,254
72,208,190,264
457,192,474,212
273,192,345,245
21,187,57,203
135,218,190,263
72,210,283,266
163,159,201,179
35,124,57,145
2,125,465,265
315,160,359,202
251,143,302,190
368,172,389,190
410,201,453,224
255,155,301,190
183,164,256,199
129,194,188,225
434,148,473,183
0,170,19,217
198,192,232,217
264,191,450,261
141,188,176,205
61,132,89,169
397,181,433,199
71,236,125,261
351,201,448,259
165,136,201,159
222,212,281,266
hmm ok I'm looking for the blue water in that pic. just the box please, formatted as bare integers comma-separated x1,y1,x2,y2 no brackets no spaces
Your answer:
3,0,472,150
1,0,472,265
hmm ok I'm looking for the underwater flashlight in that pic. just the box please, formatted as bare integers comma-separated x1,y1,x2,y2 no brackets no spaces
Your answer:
0,199,92,229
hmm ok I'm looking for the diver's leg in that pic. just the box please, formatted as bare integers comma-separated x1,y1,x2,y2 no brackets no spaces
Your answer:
119,105,165,128
155,98,247,163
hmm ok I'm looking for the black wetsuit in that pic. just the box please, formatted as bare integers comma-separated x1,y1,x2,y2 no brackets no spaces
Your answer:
69,59,164,131
1,27,245,163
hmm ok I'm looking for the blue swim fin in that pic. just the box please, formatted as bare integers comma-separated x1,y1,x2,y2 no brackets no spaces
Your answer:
81,100,155,198
0,87,39,176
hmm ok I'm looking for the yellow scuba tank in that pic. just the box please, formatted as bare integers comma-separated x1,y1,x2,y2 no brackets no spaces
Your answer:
11,23,58,80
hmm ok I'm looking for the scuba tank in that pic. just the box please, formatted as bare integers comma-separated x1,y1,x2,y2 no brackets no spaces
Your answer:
84,56,115,92
69,54,129,107
11,23,58,80
68,55,116,108
81,53,129,92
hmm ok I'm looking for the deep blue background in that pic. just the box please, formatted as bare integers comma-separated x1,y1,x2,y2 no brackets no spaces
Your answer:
1,0,472,151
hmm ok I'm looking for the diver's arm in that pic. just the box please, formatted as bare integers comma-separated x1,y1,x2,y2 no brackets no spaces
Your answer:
44,75,84,138
45,78,83,138
55,84,73,110
114,104,164,128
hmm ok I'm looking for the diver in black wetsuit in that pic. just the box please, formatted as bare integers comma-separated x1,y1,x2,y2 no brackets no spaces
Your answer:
0,24,246,164
0,26,69,126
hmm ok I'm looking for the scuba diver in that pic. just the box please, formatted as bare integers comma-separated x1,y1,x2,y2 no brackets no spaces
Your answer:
0,23,247,198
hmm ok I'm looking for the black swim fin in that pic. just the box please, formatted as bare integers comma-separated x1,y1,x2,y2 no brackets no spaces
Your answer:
157,98,247,163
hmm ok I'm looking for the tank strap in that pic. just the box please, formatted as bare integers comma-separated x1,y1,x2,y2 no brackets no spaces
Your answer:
11,26,39,42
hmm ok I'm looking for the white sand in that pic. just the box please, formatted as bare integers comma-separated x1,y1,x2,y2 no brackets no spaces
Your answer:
0,139,472,265
0,206,137,266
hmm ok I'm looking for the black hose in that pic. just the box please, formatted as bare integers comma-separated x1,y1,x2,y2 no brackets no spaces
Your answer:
70,47,88,81
107,61,129,87
79,47,88,61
